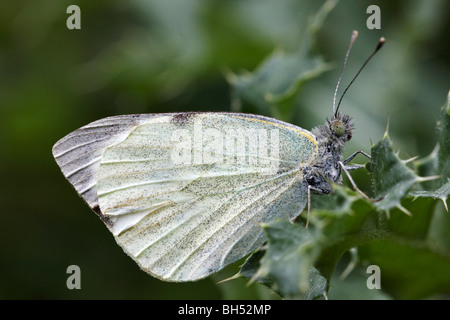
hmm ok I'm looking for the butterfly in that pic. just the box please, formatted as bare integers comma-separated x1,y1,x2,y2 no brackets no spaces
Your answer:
53,31,384,282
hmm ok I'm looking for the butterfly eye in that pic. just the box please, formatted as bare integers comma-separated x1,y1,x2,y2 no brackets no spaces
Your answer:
330,120,345,137
347,131,353,141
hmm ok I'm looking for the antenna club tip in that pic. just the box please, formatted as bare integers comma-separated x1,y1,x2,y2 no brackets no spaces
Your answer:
376,37,386,50
352,30,359,38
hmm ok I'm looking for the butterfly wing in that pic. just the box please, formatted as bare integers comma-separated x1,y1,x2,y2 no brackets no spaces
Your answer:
53,112,318,281
52,114,161,222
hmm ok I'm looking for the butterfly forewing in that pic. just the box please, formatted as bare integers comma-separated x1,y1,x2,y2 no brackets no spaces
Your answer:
52,114,160,212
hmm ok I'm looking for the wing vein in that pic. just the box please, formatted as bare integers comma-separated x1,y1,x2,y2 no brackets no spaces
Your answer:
185,175,300,278
161,173,298,278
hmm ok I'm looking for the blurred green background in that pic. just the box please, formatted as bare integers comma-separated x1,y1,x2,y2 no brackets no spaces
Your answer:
0,0,448,299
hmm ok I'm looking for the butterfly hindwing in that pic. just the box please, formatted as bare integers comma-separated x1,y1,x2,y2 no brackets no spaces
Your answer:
54,112,318,281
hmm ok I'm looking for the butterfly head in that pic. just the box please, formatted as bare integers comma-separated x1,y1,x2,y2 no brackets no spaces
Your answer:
310,113,354,185
329,113,353,143
313,113,353,149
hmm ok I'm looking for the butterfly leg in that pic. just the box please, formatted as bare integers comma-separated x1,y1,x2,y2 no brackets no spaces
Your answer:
306,185,312,228
345,164,365,171
338,161,377,202
343,150,371,165
305,185,324,228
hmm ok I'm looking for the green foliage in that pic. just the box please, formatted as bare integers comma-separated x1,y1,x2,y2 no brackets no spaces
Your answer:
370,134,422,213
237,93,450,299
412,92,450,209
228,0,337,121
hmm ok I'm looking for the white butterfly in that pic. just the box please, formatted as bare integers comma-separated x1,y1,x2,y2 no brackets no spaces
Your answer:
53,32,384,282
53,112,319,281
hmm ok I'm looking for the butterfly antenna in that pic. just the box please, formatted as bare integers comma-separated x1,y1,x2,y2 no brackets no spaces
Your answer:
333,30,358,116
334,36,386,117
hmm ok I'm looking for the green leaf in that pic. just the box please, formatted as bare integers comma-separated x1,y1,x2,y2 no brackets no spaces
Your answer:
239,249,273,289
255,221,322,300
369,132,421,214
228,0,337,121
357,197,450,299
327,255,392,300
414,145,439,190
410,179,449,211
437,91,450,185
228,52,330,121
413,91,450,210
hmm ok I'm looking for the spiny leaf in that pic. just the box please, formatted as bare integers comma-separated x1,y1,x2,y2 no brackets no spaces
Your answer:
228,0,337,121
414,145,439,190
437,90,450,185
413,91,450,210
228,52,330,120
238,249,273,288
410,179,449,211
255,221,322,299
370,133,421,213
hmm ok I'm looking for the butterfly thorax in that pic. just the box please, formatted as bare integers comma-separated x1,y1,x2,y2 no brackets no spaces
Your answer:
304,113,354,194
